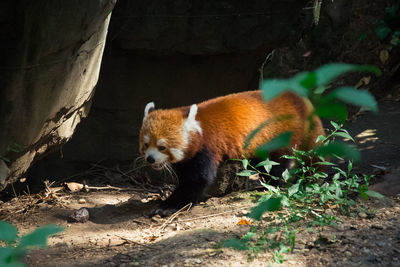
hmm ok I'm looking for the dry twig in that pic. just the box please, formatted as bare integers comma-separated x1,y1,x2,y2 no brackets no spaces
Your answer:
114,235,155,249
157,203,193,232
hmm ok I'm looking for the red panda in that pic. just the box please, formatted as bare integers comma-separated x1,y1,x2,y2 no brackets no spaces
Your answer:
140,90,324,216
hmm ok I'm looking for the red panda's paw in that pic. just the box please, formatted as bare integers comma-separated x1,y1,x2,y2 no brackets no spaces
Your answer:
150,206,179,217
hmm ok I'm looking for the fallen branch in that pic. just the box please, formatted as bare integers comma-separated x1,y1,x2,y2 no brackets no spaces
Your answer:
114,235,155,249
84,184,124,191
157,203,193,232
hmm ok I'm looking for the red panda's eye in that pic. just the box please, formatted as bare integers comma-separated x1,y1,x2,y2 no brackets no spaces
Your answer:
159,146,166,151
144,143,149,149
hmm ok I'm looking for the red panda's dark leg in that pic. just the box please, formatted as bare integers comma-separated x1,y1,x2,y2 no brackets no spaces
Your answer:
152,148,217,217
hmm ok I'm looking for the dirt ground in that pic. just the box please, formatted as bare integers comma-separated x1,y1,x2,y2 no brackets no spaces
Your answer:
0,170,399,267
1,94,400,267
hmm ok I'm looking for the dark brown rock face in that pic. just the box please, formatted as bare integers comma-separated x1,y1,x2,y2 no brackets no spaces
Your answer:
0,0,116,190
1,0,310,190
60,0,310,163
108,0,309,54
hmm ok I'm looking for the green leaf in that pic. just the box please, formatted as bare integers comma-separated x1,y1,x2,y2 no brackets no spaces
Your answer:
330,121,341,130
315,135,326,143
282,169,291,182
1,262,26,267
330,87,378,113
365,190,385,199
332,172,341,181
333,132,355,142
221,238,249,250
348,160,353,173
261,78,308,101
375,25,392,40
256,159,280,173
314,63,381,87
288,183,300,197
335,184,343,198
255,132,293,159
315,102,348,123
280,195,290,207
314,85,328,94
274,251,284,263
300,72,317,90
243,231,256,241
260,182,278,193
261,79,292,100
255,159,280,168
316,142,361,163
243,115,292,149
0,247,13,262
385,5,399,17
0,221,18,243
248,197,282,220
314,161,336,166
237,170,257,177
0,246,26,266
19,225,64,248
242,159,249,170
357,33,367,41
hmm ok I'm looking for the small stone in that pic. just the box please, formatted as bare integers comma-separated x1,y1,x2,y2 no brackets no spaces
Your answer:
204,248,216,256
358,212,367,218
78,198,86,204
236,209,249,216
70,207,89,223
195,259,202,264
345,251,352,257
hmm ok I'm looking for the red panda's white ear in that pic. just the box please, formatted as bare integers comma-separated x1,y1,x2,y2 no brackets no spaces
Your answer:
143,102,155,121
182,104,202,138
187,104,198,121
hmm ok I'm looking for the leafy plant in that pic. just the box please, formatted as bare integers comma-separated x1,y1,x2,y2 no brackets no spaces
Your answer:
222,125,384,262
374,0,400,46
0,221,63,267
222,63,384,263
257,63,380,163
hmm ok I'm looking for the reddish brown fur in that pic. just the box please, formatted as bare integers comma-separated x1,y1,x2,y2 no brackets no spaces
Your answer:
140,91,325,165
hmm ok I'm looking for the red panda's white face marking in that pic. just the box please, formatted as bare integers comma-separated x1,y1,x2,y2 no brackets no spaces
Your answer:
139,102,202,170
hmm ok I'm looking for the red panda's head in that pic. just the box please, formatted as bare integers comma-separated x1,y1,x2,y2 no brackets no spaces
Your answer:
139,102,202,170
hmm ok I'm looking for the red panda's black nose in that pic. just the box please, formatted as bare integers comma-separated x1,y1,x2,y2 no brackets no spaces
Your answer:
146,156,155,164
